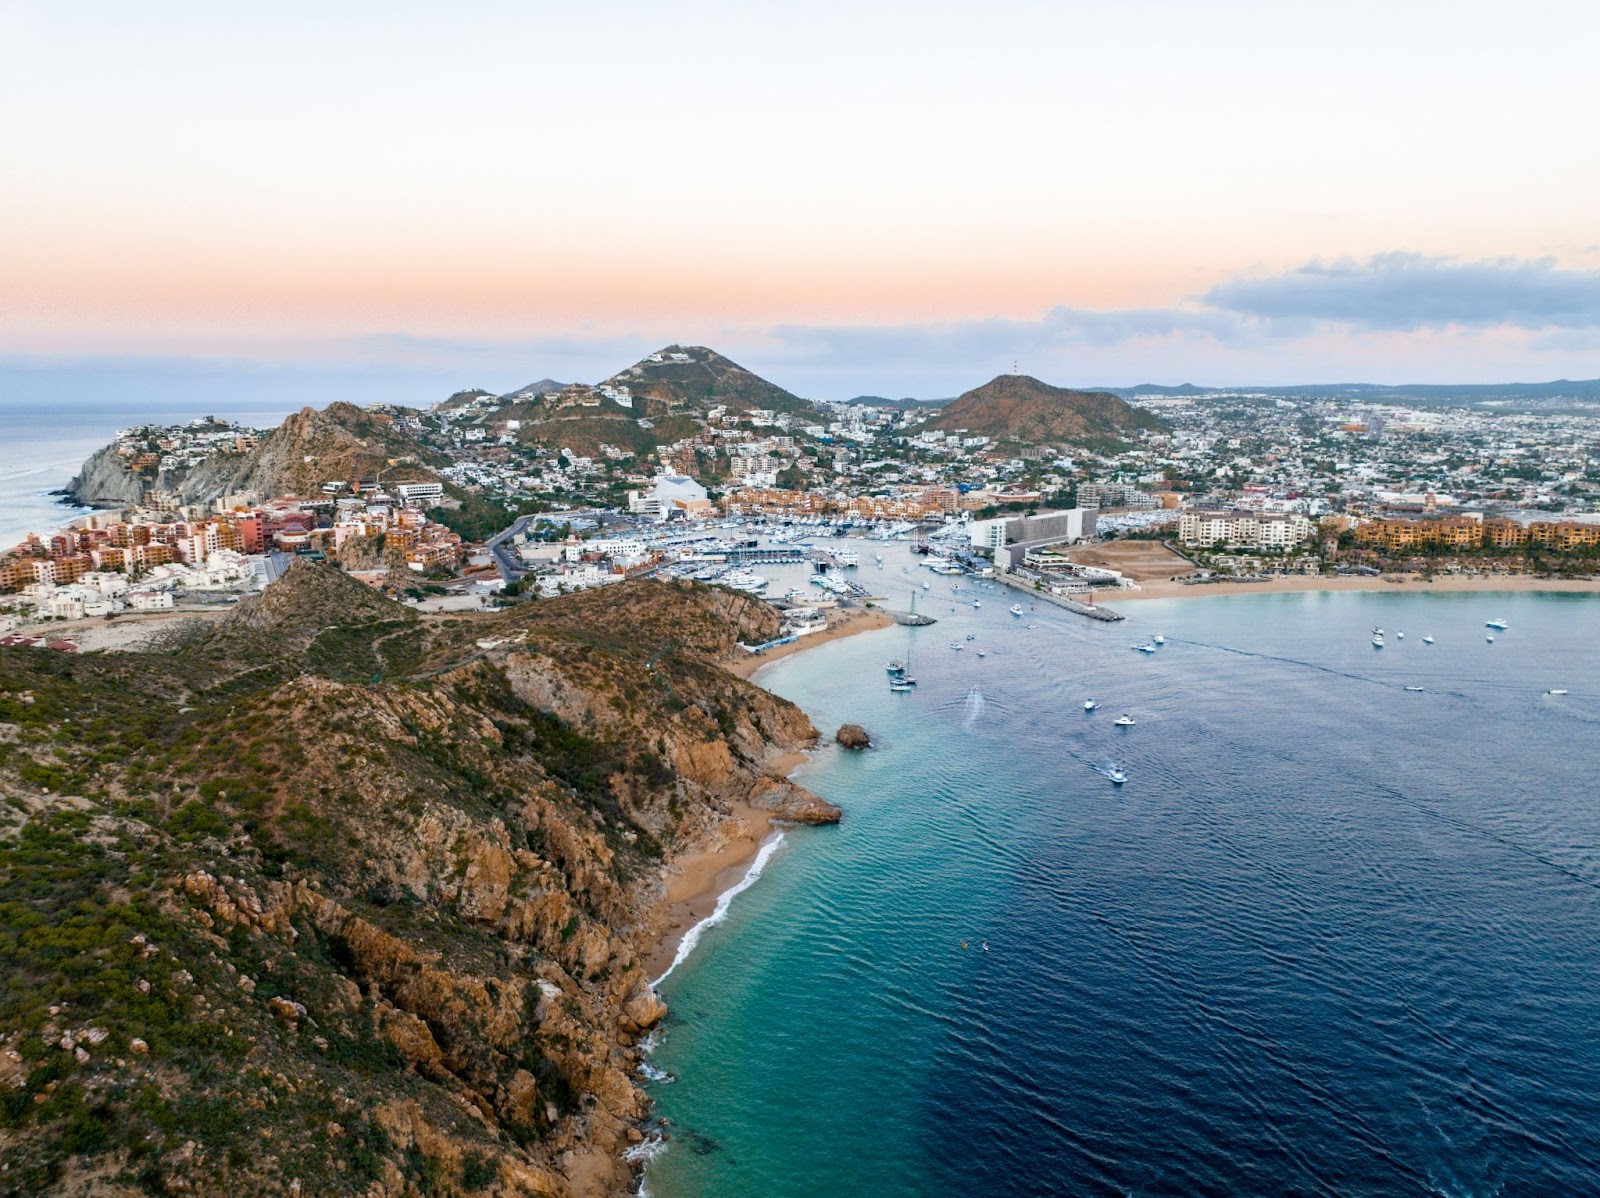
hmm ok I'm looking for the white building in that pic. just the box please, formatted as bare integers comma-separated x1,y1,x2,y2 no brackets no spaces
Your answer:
397,482,445,503
627,473,711,521
1179,510,1315,549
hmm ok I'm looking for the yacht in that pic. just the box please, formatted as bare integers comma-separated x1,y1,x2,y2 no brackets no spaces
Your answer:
1396,631,1405,639
1486,619,1508,631
949,642,964,651
973,599,982,608
889,679,914,693
1486,633,1495,643
1107,766,1128,785
922,581,931,590
1405,685,1425,692
1133,643,1157,654
1153,635,1165,645
1421,635,1435,644
1010,603,1025,616
1373,627,1384,637
976,648,987,658
1084,700,1100,711
1114,714,1136,726
835,549,859,567
1548,688,1569,695
886,660,905,676
1372,634,1384,648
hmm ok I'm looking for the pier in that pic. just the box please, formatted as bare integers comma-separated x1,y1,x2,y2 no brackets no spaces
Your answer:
994,571,1125,621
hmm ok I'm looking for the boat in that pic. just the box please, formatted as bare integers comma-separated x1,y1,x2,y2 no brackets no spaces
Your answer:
889,679,914,693
1114,714,1136,726
1010,604,1025,616
949,642,964,651
1373,627,1384,636
1486,619,1508,631
1133,643,1157,654
1486,634,1495,643
1396,631,1404,639
921,581,931,590
1107,766,1127,785
1084,700,1100,711
835,549,859,567
976,649,987,658
1421,635,1435,644
886,660,905,675
1153,635,1165,645
1372,636,1384,648
972,600,981,608
966,633,976,641
1405,685,1425,692
1548,689,1569,695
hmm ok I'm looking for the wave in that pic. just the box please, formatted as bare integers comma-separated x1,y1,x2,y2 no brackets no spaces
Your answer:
651,830,786,989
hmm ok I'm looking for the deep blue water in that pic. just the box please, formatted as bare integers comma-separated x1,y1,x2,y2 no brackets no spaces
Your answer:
644,573,1600,1197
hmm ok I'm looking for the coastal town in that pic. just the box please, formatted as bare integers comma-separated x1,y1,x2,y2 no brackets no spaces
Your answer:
4,349,1599,648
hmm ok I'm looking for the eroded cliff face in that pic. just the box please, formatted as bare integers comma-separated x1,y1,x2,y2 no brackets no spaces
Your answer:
65,442,150,507
0,569,829,1196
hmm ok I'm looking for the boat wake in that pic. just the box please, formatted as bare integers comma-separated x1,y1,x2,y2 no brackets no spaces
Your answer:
651,831,787,988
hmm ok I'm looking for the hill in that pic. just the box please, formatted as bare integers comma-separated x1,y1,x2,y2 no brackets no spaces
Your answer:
598,345,813,418
498,379,567,403
0,566,832,1195
930,374,1167,447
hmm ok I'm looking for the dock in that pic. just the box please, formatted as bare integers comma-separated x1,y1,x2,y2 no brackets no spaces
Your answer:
883,609,937,626
994,572,1124,621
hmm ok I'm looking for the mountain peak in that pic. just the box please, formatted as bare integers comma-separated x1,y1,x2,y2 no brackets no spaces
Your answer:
931,374,1168,445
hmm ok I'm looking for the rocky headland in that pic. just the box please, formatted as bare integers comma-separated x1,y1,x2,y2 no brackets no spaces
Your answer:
0,564,838,1195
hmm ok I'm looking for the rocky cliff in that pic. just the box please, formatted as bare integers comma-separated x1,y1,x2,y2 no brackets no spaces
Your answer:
0,566,830,1196
64,443,151,508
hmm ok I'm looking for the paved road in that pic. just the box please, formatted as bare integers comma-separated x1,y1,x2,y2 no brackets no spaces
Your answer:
486,515,540,582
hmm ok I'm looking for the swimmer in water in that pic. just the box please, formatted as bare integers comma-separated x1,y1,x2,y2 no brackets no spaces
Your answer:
961,940,968,950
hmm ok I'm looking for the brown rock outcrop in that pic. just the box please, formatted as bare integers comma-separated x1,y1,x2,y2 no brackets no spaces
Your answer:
835,723,871,749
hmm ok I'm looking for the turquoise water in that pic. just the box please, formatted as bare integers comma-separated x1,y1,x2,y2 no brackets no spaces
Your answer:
643,579,1600,1196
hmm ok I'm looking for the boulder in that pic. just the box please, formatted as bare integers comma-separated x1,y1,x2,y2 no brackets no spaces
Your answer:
835,724,871,750
746,777,842,825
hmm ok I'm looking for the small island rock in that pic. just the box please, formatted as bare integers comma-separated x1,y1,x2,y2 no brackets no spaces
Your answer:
835,724,871,750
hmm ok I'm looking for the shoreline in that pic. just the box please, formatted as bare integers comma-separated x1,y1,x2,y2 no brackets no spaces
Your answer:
1111,573,1600,604
721,605,896,680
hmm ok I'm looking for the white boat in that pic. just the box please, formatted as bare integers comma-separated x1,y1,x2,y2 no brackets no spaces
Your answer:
1405,685,1425,692
1421,635,1435,644
1372,636,1384,648
1548,689,1569,695
1486,619,1508,631
1486,634,1495,643
889,680,913,693
949,642,964,651
921,581,931,590
886,660,905,675
1010,604,1025,616
1114,714,1136,726
976,649,987,658
1396,631,1405,639
1084,700,1100,711
1373,627,1384,636
1133,643,1157,654
1107,766,1128,785
835,549,859,567
1153,635,1165,645
972,600,981,608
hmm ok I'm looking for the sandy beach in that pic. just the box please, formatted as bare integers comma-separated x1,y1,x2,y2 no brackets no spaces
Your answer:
722,605,896,680
1113,572,1600,603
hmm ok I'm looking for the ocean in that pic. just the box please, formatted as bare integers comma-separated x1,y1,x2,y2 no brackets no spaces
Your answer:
642,556,1600,1196
0,397,296,549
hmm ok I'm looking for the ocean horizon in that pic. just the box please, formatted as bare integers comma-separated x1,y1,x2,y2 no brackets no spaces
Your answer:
0,396,298,549
642,557,1600,1196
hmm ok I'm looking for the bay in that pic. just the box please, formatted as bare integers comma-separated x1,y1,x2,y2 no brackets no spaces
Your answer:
645,570,1600,1197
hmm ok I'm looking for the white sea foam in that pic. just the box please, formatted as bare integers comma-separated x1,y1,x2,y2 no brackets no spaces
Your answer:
651,830,786,988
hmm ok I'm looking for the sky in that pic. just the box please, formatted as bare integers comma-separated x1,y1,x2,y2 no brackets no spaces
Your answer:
2,0,1599,401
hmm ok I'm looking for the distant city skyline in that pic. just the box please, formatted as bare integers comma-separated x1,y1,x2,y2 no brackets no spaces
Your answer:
3,0,1598,397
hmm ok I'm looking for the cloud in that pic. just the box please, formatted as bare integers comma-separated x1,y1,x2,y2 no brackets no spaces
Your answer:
1204,253,1600,331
